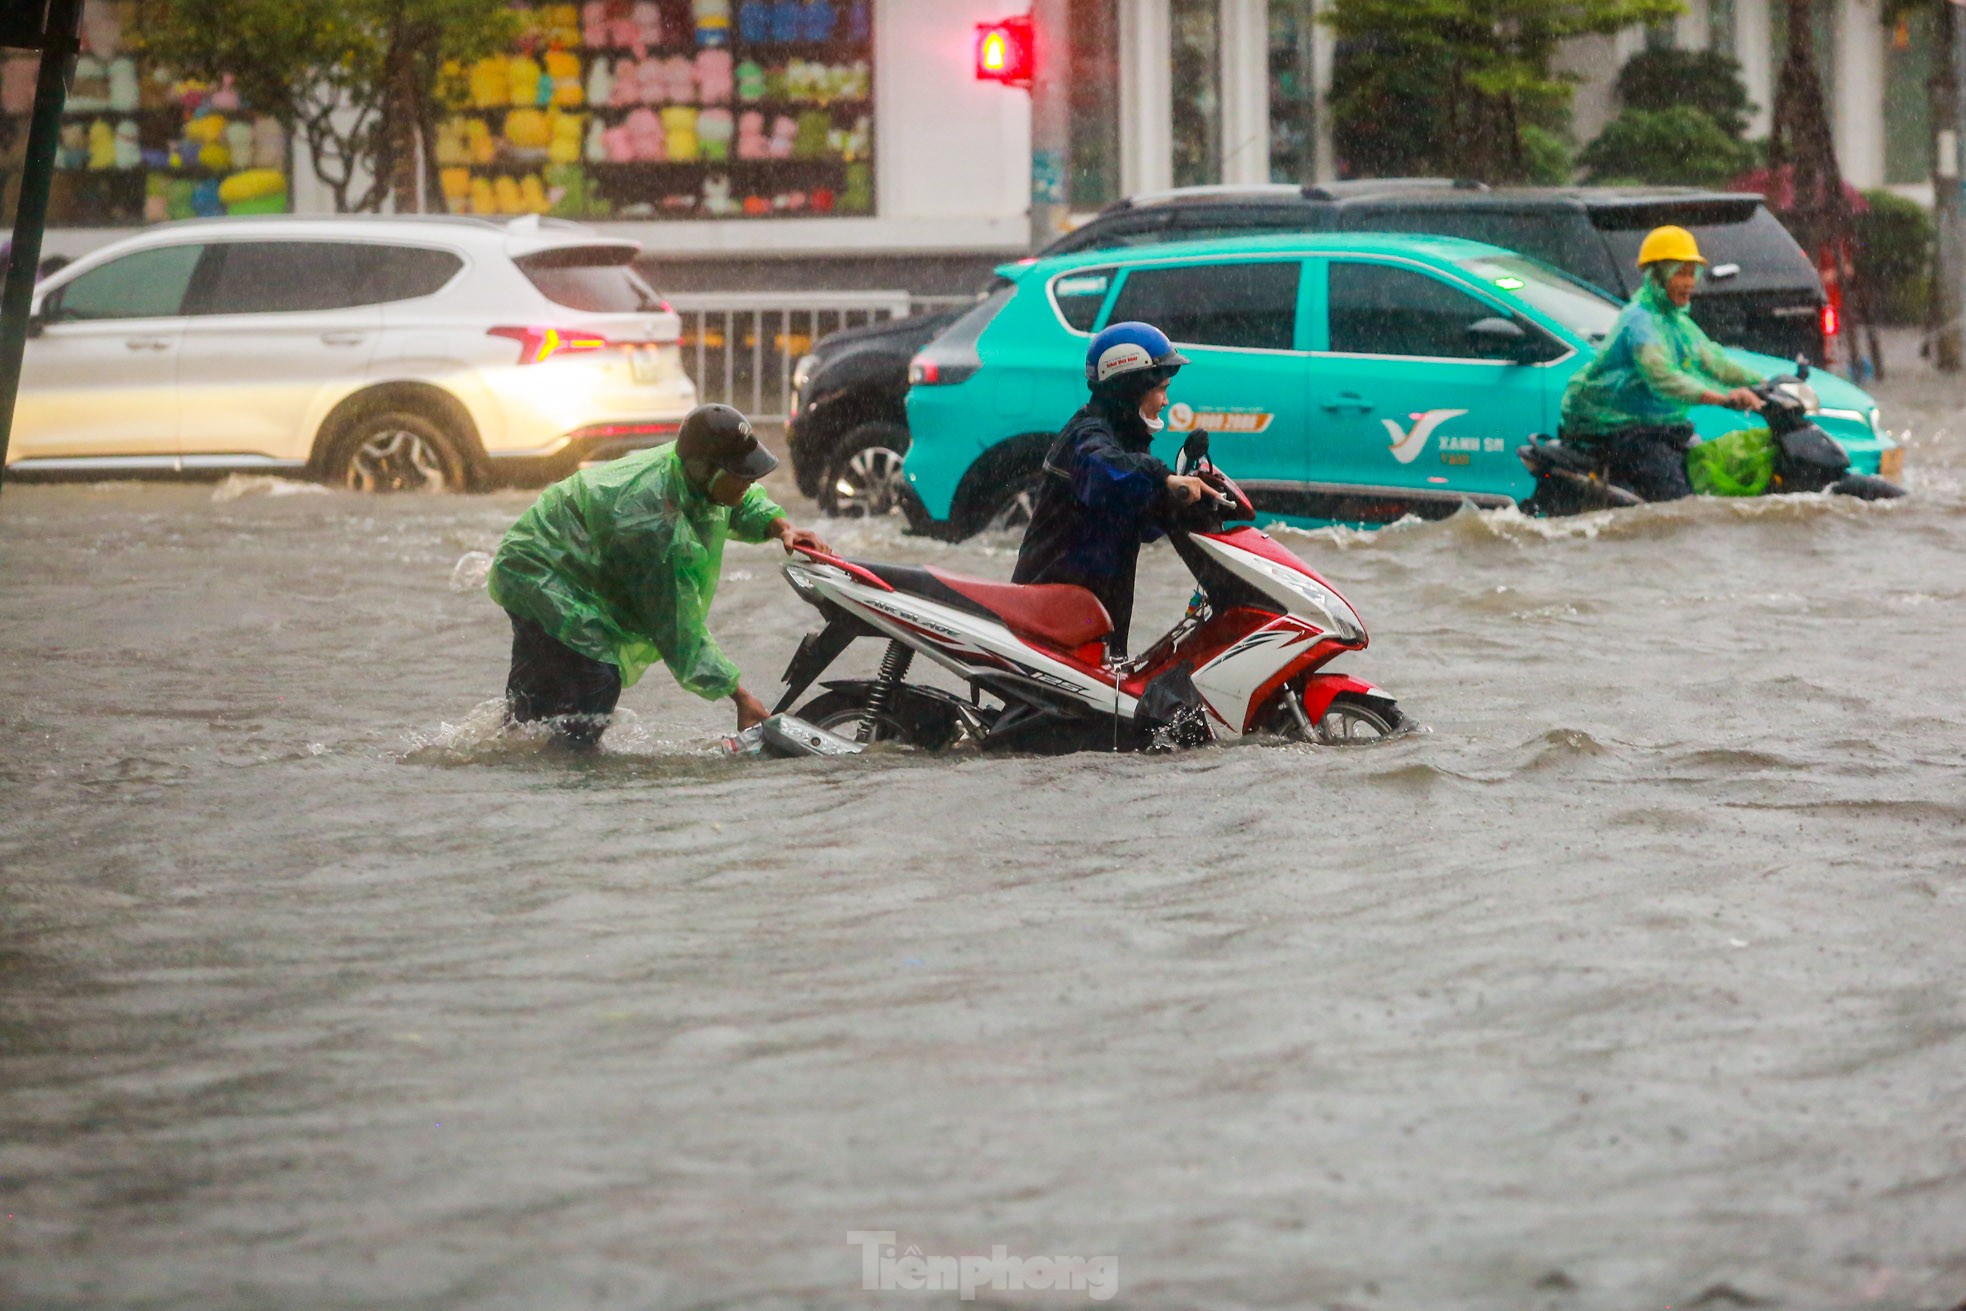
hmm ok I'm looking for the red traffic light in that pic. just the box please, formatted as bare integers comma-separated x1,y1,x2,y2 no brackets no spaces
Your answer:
975,15,1033,89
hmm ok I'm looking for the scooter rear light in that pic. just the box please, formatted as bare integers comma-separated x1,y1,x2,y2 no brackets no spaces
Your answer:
1821,304,1839,339
908,354,939,385
489,324,612,365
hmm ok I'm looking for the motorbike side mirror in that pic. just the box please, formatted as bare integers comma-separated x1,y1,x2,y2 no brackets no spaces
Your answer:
1466,316,1539,363
1179,428,1210,471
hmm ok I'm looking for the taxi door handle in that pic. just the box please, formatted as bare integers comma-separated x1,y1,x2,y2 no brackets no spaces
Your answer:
1320,393,1373,413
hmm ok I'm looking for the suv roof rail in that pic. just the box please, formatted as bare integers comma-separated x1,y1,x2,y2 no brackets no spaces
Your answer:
1103,182,1309,212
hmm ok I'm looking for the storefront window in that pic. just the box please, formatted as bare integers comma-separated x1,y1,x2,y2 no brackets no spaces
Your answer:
1068,0,1121,210
1708,0,1737,57
1268,0,1316,184
0,2,289,228
1170,0,1221,187
1883,10,1935,186
438,0,877,221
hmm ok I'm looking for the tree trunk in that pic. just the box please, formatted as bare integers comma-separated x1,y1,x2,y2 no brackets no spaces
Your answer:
384,34,421,214
1769,0,1868,377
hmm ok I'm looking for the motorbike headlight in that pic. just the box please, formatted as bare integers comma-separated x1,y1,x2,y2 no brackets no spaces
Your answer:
1237,555,1364,642
1778,380,1821,413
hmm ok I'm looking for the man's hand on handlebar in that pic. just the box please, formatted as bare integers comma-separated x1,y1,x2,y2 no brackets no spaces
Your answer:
1711,387,1764,411
1166,474,1209,505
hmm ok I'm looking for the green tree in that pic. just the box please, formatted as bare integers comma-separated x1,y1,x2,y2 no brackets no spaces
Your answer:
1578,105,1757,186
1324,0,1684,183
139,0,519,213
1613,47,1753,137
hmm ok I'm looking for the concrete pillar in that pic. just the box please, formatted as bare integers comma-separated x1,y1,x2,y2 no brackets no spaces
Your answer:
1218,0,1270,184
1737,0,1774,138
1119,0,1174,194
1833,0,1886,188
1310,0,1336,181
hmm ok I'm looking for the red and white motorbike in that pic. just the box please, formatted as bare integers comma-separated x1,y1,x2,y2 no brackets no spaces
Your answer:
771,432,1406,752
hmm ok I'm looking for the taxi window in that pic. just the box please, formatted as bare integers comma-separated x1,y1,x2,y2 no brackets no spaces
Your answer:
1105,261,1301,350
1326,261,1500,359
1050,267,1115,332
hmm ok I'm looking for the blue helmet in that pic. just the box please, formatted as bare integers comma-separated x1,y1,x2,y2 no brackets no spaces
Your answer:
1085,321,1190,386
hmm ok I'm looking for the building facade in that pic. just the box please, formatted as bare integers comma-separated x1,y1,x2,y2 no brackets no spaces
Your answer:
8,0,1936,278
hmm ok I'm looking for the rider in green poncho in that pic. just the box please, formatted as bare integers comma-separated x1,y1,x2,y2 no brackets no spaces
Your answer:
1559,225,1766,500
488,404,830,748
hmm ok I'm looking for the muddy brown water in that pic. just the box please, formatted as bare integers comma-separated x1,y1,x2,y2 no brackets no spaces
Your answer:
3,366,1964,1309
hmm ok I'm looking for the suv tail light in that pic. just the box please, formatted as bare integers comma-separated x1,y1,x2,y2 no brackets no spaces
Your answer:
909,353,979,386
1821,304,1839,339
489,324,611,365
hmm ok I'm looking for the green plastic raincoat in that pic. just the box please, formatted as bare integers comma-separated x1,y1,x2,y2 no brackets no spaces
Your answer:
487,443,784,697
1560,271,1763,441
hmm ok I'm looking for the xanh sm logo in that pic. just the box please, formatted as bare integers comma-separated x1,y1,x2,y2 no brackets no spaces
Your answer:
1383,408,1469,464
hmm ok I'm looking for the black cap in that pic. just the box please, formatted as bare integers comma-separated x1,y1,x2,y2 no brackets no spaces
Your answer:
677,403,778,481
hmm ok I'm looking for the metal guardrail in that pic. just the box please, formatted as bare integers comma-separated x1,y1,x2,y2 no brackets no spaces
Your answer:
664,290,976,422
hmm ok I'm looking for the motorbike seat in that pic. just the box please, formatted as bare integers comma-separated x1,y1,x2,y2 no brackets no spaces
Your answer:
842,558,1113,650
930,570,1114,650
1527,438,1601,475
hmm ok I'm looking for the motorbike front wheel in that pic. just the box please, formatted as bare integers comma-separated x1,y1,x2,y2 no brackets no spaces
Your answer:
1267,691,1406,745
795,686,964,750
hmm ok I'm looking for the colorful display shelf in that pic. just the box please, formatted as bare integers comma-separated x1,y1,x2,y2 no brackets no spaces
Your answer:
436,0,875,221
0,1,290,226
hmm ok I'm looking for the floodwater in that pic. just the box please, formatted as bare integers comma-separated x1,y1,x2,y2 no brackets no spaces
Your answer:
3,367,1965,1311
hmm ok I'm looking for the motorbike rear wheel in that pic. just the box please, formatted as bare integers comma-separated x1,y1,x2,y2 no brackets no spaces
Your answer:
795,686,963,750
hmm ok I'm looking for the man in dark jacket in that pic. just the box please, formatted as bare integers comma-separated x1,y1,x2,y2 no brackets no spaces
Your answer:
1012,321,1207,656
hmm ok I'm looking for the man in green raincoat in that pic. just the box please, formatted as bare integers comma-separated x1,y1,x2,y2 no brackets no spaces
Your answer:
488,404,830,748
1559,224,1765,501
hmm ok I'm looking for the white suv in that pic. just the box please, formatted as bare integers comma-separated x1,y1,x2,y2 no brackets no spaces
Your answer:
9,215,696,490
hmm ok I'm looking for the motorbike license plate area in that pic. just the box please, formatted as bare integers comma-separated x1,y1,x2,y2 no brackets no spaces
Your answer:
629,347,662,384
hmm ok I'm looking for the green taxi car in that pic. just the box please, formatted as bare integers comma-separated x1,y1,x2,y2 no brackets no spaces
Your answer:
899,232,1899,537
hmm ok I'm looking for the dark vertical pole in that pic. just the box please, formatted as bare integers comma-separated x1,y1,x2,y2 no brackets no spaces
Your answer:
0,0,83,497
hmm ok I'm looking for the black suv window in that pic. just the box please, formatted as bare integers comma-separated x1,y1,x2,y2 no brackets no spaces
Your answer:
1594,206,1817,295
1341,207,1622,293
1107,261,1301,350
47,244,205,321
1050,267,1116,332
197,242,464,314
1327,261,1511,359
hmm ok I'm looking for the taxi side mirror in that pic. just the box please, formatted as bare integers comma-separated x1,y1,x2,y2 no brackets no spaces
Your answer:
1466,316,1540,363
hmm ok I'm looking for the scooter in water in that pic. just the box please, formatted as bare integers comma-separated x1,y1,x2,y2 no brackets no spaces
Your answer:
767,431,1406,753
1517,361,1905,516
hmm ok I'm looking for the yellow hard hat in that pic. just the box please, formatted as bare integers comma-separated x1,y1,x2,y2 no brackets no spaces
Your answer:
1636,225,1705,268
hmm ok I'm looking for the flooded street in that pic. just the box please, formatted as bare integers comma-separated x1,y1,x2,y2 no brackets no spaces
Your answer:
4,364,1965,1309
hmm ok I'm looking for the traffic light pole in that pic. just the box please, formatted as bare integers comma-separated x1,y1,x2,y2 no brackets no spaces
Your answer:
1028,0,1070,251
0,0,84,496
1939,2,1966,373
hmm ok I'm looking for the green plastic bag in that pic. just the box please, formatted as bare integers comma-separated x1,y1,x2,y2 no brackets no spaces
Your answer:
1686,426,1776,497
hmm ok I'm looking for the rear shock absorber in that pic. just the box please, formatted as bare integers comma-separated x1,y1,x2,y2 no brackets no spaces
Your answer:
863,639,915,726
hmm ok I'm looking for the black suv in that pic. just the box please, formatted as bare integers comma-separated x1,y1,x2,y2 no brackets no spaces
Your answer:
787,181,1829,517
